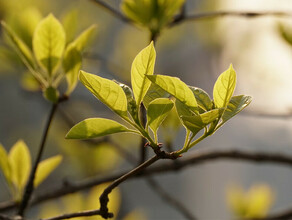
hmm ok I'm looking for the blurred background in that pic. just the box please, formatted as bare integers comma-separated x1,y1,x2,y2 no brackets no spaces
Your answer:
1,0,292,219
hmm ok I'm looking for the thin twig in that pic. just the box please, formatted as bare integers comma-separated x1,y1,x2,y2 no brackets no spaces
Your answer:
89,0,131,23
146,177,197,220
40,209,104,220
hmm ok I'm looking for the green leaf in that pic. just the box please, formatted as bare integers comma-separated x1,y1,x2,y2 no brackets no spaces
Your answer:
222,95,252,123
213,64,237,108
9,140,31,191
0,144,11,184
63,45,82,95
1,21,36,70
180,115,204,135
200,109,222,124
69,24,97,52
79,71,128,118
143,83,169,109
66,118,134,139
61,9,79,44
147,98,174,134
147,74,198,112
34,155,62,187
43,86,59,103
131,42,156,105
189,86,213,112
33,14,66,76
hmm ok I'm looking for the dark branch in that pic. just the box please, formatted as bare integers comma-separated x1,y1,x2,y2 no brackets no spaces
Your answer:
40,209,105,220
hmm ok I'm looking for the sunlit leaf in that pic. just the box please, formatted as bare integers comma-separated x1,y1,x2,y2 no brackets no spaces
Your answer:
9,140,31,191
69,24,97,52
189,86,213,112
33,14,66,76
79,71,128,118
131,42,156,105
63,45,82,95
143,83,169,109
34,155,62,187
180,115,204,135
21,72,40,92
0,144,11,184
147,75,198,113
222,95,252,123
213,64,237,108
61,9,79,44
200,109,222,124
66,118,134,139
147,98,174,134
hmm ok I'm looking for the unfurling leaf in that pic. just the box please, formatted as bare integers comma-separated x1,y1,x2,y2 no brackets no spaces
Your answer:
131,42,156,105
79,71,128,118
34,155,62,187
9,140,31,193
213,64,237,108
33,14,66,76
189,86,213,112
147,75,198,113
222,95,252,123
66,118,135,139
147,98,174,134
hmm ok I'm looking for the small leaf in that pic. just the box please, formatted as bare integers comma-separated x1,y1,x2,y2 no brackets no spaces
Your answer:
213,64,237,108
147,98,174,134
143,84,169,109
61,9,79,44
33,14,66,76
189,86,213,112
34,155,62,187
200,109,222,124
69,24,97,52
63,45,82,95
147,74,198,112
131,42,156,105
278,22,292,46
180,115,204,135
222,95,252,123
66,118,134,139
0,144,11,184
1,21,36,70
9,140,31,191
43,86,59,103
79,71,128,118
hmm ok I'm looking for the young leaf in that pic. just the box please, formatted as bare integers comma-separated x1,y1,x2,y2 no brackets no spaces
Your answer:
147,98,174,134
131,42,156,105
1,21,36,70
34,155,62,187
222,95,252,123
143,84,169,109
69,24,97,52
189,86,213,112
180,115,204,136
213,64,237,108
66,118,134,139
79,71,128,118
147,75,198,112
63,45,82,95
9,140,31,191
200,109,222,124
0,144,11,184
33,14,66,76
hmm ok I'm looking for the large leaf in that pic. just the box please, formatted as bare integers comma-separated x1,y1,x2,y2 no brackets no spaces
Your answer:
0,144,11,184
131,42,156,105
222,95,252,123
63,45,82,95
143,83,169,109
147,98,174,134
9,140,31,191
69,24,97,52
34,155,62,187
79,71,128,118
189,86,213,112
1,21,36,70
33,14,66,76
147,75,198,112
66,118,134,139
213,64,237,108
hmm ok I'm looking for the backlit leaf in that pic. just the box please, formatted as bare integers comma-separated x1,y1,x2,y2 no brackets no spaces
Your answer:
147,98,174,134
69,24,97,52
33,14,65,76
66,118,134,139
34,155,62,187
131,42,156,105
143,83,169,109
189,86,213,112
9,140,31,191
213,64,237,108
222,95,252,123
147,74,198,112
200,109,222,124
0,144,11,184
79,71,128,118
180,115,204,135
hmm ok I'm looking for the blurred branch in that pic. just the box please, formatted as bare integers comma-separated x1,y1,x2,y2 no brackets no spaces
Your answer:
41,209,105,220
89,0,131,23
241,110,292,119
